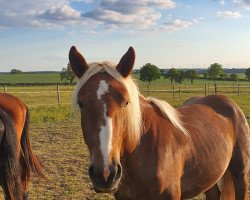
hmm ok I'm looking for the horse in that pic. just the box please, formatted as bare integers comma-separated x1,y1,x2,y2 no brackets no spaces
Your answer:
0,93,44,200
69,46,250,200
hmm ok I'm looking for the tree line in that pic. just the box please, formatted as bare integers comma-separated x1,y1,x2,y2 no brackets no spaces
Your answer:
139,63,250,87
8,63,250,85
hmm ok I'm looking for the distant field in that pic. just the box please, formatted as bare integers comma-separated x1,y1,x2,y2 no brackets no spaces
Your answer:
0,73,63,84
0,72,248,84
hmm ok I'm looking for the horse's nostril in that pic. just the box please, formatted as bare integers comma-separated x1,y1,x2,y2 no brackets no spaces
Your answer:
116,164,122,179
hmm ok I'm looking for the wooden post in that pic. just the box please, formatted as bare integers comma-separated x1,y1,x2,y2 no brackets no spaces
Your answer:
4,85,7,93
172,84,175,100
224,83,227,92
238,84,240,96
204,83,207,96
178,85,181,99
57,85,61,104
208,83,210,95
215,83,217,94
147,84,150,97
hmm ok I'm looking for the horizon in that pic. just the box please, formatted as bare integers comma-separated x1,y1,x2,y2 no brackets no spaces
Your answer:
0,0,250,72
0,66,248,74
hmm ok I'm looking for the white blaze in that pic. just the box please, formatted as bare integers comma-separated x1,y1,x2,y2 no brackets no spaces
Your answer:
97,80,113,164
97,80,109,100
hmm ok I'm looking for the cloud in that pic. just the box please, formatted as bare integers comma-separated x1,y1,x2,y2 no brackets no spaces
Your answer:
233,0,250,8
83,7,161,29
38,5,81,22
0,0,190,32
159,19,193,32
217,11,242,19
100,0,175,14
70,0,93,2
83,0,176,29
219,0,225,5
0,0,84,29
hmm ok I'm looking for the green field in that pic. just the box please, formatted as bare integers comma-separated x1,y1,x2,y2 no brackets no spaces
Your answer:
0,73,63,84
0,78,249,199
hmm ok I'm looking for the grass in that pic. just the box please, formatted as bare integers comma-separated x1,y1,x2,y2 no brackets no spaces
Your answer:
0,73,63,84
0,80,249,199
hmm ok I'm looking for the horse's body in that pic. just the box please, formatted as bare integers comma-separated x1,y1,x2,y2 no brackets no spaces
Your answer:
69,46,250,200
116,95,250,200
0,93,44,200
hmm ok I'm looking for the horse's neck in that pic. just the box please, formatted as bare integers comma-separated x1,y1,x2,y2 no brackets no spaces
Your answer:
139,96,188,143
139,97,162,135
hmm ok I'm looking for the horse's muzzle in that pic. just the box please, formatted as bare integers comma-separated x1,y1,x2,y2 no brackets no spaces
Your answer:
88,163,122,193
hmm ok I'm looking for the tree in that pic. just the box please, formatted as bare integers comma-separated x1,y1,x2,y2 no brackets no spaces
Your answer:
10,69,22,74
245,68,250,80
203,72,209,79
219,73,228,80
174,70,186,84
60,63,76,84
165,68,178,84
140,63,160,89
229,73,240,82
208,63,224,82
185,69,198,84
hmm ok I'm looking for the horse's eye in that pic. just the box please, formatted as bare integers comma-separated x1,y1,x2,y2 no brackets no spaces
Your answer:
78,102,84,108
123,101,129,108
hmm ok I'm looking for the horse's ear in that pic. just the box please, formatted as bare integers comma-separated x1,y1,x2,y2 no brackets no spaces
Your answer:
116,46,135,78
69,46,89,78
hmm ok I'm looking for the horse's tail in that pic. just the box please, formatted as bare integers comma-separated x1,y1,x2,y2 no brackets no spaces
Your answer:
0,108,23,200
20,107,45,184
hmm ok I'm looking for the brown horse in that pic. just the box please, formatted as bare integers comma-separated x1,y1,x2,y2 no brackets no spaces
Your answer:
0,93,44,200
69,46,250,200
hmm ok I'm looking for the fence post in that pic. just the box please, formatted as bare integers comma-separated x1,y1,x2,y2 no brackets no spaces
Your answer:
214,83,217,94
178,85,181,99
204,83,207,96
238,84,240,96
4,85,7,93
208,83,210,95
147,84,150,97
172,84,175,100
57,85,61,105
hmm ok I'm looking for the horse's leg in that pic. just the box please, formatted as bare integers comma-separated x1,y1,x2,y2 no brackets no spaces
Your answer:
220,170,235,200
166,184,181,200
228,144,250,200
230,168,249,200
204,184,221,200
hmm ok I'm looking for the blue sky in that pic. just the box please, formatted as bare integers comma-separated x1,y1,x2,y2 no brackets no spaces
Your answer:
0,0,250,72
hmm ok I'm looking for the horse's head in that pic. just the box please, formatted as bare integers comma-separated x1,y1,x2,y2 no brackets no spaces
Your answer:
69,46,141,193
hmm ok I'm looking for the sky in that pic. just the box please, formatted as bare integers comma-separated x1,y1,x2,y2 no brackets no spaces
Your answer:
0,0,250,72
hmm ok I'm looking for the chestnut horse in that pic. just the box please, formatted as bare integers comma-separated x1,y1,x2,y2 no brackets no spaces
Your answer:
0,93,44,200
69,46,250,200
